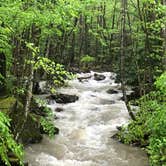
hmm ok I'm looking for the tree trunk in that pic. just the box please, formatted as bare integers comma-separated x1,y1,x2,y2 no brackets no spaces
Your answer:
15,56,34,141
161,0,166,70
0,52,6,95
120,0,136,121
15,25,37,141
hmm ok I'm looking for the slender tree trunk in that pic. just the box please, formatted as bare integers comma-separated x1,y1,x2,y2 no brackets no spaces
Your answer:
84,16,89,55
15,25,37,141
45,38,50,58
69,31,76,67
0,53,6,94
15,52,34,141
161,0,166,70
120,0,136,121
109,0,117,67
120,0,127,103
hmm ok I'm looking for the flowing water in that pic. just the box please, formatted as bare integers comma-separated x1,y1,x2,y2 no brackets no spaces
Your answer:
25,72,149,166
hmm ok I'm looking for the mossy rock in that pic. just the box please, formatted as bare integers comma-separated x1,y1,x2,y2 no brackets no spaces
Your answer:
0,97,20,114
20,113,43,145
0,97,43,145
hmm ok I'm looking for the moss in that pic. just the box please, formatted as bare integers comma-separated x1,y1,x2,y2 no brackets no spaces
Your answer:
0,97,43,145
20,113,43,145
0,97,18,114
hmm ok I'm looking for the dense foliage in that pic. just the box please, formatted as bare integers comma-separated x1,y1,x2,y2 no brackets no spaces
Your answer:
0,112,23,166
117,72,166,165
0,0,165,165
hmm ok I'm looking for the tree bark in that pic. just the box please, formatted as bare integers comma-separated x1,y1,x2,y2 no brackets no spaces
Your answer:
0,52,6,94
120,0,136,121
161,0,166,70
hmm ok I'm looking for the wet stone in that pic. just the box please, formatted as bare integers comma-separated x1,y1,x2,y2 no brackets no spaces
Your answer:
106,89,119,94
47,99,56,105
99,99,115,105
54,115,59,120
78,75,92,82
55,107,64,112
94,73,106,81
46,94,79,104
91,107,100,111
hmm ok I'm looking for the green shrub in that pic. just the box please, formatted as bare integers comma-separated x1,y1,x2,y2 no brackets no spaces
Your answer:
0,112,23,166
34,97,57,138
117,72,166,166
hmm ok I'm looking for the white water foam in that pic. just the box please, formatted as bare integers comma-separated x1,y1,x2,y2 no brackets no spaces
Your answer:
25,72,148,166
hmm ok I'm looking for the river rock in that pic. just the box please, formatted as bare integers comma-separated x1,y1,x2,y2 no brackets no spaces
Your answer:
0,97,43,145
54,115,59,120
47,99,56,105
106,89,119,94
55,107,63,112
47,94,79,104
78,75,92,82
111,133,119,140
33,82,42,94
94,73,106,81
100,99,115,105
116,126,122,131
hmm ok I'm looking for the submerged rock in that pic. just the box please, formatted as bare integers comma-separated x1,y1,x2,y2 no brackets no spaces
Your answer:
54,115,59,120
78,75,92,82
106,89,119,94
94,73,106,81
99,99,115,105
55,107,64,112
47,94,79,104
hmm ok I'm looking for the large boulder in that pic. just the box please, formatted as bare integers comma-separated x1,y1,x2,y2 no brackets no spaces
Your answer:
94,73,106,81
47,94,79,104
0,97,42,145
20,114,43,144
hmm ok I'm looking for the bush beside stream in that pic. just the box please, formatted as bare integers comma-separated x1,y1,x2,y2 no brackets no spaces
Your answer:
116,72,166,166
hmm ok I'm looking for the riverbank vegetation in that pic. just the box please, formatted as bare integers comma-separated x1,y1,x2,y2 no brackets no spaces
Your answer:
117,72,166,165
0,0,165,165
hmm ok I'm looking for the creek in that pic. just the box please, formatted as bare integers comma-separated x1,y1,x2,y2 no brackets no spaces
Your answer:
25,72,148,166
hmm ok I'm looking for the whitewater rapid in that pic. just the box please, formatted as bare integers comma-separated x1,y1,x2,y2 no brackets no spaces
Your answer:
25,71,148,166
